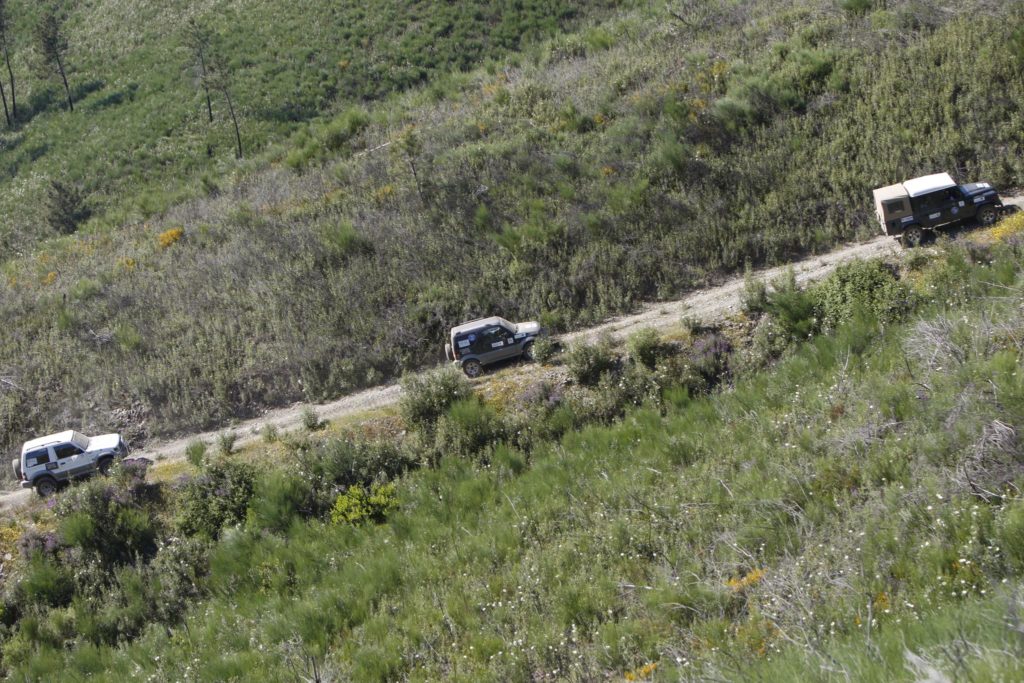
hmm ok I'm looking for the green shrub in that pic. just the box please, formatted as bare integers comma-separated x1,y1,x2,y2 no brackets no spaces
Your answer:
998,500,1024,573
176,459,256,539
217,432,238,456
18,557,75,609
300,406,322,431
55,478,159,569
433,398,505,463
812,259,912,331
626,328,668,370
566,338,619,386
248,471,312,534
741,265,769,315
531,337,559,364
400,367,474,434
185,440,207,469
330,482,398,525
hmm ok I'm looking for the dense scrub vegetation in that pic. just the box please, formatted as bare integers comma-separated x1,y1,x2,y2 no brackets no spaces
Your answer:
3,227,1024,678
0,0,616,252
3,0,1023,458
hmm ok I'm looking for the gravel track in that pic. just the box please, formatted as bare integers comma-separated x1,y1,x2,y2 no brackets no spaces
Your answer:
4,197,1021,514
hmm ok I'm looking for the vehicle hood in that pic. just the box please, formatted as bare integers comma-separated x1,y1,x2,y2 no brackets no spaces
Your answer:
87,433,122,452
515,321,541,336
960,182,997,198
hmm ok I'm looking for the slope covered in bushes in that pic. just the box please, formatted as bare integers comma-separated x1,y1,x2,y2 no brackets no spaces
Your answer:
1,1,1023,458
4,232,1024,679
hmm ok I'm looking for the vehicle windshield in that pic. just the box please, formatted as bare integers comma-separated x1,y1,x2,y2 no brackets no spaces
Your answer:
72,431,90,451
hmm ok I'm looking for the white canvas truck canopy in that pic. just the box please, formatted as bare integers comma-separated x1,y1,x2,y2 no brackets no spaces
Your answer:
902,172,956,198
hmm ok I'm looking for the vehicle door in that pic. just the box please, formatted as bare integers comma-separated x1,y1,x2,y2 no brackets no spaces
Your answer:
475,326,519,363
913,189,956,228
52,442,88,478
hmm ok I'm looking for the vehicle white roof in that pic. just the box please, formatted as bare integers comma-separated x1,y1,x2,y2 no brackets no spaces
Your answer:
872,183,907,202
21,430,78,454
451,316,509,335
903,173,956,198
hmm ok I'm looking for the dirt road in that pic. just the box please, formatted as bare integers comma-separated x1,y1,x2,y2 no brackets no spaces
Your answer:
3,199,1020,514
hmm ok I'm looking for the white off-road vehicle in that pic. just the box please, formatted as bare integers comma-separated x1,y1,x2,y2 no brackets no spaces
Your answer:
11,430,128,497
444,316,543,378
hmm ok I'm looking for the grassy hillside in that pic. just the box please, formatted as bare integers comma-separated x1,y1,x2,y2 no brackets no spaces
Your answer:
3,224,1024,679
3,0,1024,458
0,0,618,252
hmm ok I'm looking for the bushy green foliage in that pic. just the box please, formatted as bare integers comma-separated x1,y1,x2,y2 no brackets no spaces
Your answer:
566,338,619,386
400,366,474,434
176,458,256,539
300,405,322,432
625,327,668,370
330,482,398,525
247,471,310,535
433,398,505,462
4,1,1024,464
295,437,415,516
14,245,1024,680
531,337,559,364
812,259,912,330
185,440,206,469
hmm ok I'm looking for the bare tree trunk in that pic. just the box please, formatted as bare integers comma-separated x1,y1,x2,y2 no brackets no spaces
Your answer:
55,52,72,112
3,45,13,120
198,50,213,123
222,87,241,159
0,76,9,126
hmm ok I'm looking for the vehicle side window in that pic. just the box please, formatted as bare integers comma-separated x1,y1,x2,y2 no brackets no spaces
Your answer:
25,449,50,467
883,199,906,215
53,443,83,459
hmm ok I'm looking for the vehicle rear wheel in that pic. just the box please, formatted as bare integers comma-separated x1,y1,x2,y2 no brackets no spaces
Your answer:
901,225,923,248
98,457,113,475
462,359,483,378
34,477,58,498
977,206,998,226
522,341,535,362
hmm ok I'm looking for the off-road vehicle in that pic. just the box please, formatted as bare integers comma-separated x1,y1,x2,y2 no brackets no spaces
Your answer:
873,172,1004,246
445,316,542,378
11,430,128,497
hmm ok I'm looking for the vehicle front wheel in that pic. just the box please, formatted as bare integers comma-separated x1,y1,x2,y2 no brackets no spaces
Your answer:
901,225,923,248
462,359,483,378
34,477,58,498
522,341,535,362
977,206,998,226
98,457,113,475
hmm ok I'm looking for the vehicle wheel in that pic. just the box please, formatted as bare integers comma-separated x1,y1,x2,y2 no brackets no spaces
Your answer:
522,341,535,362
901,225,923,248
98,457,113,475
462,359,483,378
34,477,58,498
977,206,998,226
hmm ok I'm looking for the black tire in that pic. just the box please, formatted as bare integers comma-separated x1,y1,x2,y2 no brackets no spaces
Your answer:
462,359,483,378
34,476,58,498
901,225,923,248
977,205,998,227
522,341,535,362
98,457,113,475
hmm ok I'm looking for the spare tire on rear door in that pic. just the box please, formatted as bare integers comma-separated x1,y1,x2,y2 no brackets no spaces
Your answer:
445,343,454,361
11,458,21,480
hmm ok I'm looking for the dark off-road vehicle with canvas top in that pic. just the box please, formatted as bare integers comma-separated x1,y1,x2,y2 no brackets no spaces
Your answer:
873,172,1004,246
445,316,542,377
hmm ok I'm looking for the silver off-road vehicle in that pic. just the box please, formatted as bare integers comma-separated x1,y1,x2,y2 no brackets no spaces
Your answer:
445,316,542,378
873,172,1004,246
12,430,128,496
